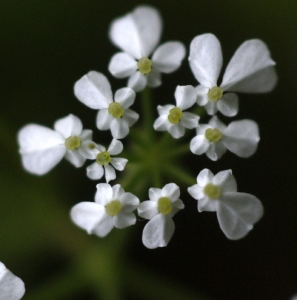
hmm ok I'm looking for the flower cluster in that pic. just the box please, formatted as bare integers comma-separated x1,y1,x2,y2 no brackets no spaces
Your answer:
18,4,276,259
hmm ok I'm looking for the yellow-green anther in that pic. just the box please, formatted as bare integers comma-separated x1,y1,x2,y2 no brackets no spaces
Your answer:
204,183,221,199
65,136,81,150
168,107,183,124
96,151,111,165
207,86,223,102
108,102,124,118
137,57,152,75
105,200,122,216
205,128,222,142
158,197,172,215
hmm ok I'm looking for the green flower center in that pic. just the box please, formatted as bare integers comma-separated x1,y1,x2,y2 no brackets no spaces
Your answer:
207,86,223,102
168,107,183,124
88,143,95,149
158,197,172,215
108,102,124,118
203,183,221,199
137,57,152,75
64,136,81,150
205,128,222,142
96,151,111,165
105,200,122,216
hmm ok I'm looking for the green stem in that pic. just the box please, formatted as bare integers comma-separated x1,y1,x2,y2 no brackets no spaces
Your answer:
164,165,196,187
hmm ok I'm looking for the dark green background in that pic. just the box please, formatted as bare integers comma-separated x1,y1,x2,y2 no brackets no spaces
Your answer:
1,0,296,299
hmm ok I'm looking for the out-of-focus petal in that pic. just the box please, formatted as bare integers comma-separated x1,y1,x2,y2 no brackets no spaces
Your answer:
175,85,196,111
197,168,214,187
138,201,159,219
64,150,86,168
204,101,218,115
120,193,140,213
92,214,114,237
107,139,123,155
108,52,137,78
187,184,204,201
114,212,136,229
213,170,237,193
180,112,199,129
110,119,129,139
197,197,218,212
96,109,113,130
110,158,128,171
54,114,82,138
114,87,136,109
123,109,139,127
205,142,227,161
217,93,238,117
86,163,104,180
161,183,180,201
195,85,209,106
208,115,226,131
127,71,147,92
147,69,162,88
168,123,185,139
95,183,113,206
190,135,209,155
104,164,116,183
149,188,162,202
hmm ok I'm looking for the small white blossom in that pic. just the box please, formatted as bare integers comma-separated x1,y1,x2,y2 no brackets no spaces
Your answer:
74,71,139,139
154,85,199,138
190,115,260,161
71,183,139,237
18,114,92,175
138,183,184,249
83,139,128,183
108,5,186,92
0,262,25,300
188,169,263,240
189,33,277,116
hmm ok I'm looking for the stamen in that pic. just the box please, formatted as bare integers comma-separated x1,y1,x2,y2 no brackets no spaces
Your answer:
158,197,172,215
168,107,183,124
105,200,122,216
108,102,124,118
207,86,223,102
96,151,111,165
205,128,222,142
65,136,81,150
137,57,152,75
203,183,221,199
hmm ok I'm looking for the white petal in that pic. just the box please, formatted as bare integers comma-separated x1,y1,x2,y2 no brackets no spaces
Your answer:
217,192,264,240
128,71,147,92
195,85,209,106
110,119,129,139
123,109,139,127
198,197,218,212
142,214,175,249
108,52,137,78
153,115,168,131
79,130,93,141
109,5,162,59
152,41,186,73
146,69,162,88
197,168,214,187
18,124,65,175
113,212,136,229
138,200,159,219
161,183,180,201
104,165,116,183
157,104,174,116
217,93,239,117
223,120,260,157
79,140,100,159
95,183,113,206
86,163,104,180
190,135,209,155
64,150,86,167
149,188,162,202
120,192,140,213
96,109,113,130
204,101,218,115
175,85,197,110
221,39,276,92
187,184,204,201
114,87,136,109
196,124,211,136
180,112,199,129
168,123,185,139
92,214,114,237
74,71,112,109
53,114,82,138
213,170,237,193
189,34,222,88
208,115,226,131
70,202,105,234
112,184,125,199
107,139,123,155
110,158,128,171
205,142,227,161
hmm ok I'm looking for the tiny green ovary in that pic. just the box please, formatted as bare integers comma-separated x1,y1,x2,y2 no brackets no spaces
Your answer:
88,143,95,149
137,57,152,75
105,200,122,216
205,128,222,142
168,107,183,124
108,102,124,118
207,86,223,102
96,151,111,165
158,197,172,215
65,136,81,150
203,183,221,199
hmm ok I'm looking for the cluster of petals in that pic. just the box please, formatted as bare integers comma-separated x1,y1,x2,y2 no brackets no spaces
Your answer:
190,115,260,161
189,33,277,116
154,85,199,138
0,262,25,300
82,139,128,182
18,114,92,175
188,169,263,240
108,5,186,92
137,183,184,249
71,183,139,237
74,71,139,139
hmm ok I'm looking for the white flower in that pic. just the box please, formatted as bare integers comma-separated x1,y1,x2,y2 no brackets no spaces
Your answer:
74,71,139,139
153,85,199,138
108,5,186,92
18,114,92,175
137,183,184,249
0,262,25,300
189,33,277,116
83,139,128,182
190,115,260,161
188,169,263,240
71,183,139,237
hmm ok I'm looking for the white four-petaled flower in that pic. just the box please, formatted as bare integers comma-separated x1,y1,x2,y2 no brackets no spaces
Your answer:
188,169,263,240
0,262,25,300
71,183,139,237
74,71,139,139
18,114,92,175
189,33,277,116
108,5,186,92
154,85,199,138
137,183,185,249
190,115,260,161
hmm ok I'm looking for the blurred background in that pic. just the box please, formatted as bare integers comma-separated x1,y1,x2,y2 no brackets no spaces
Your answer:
1,0,296,299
